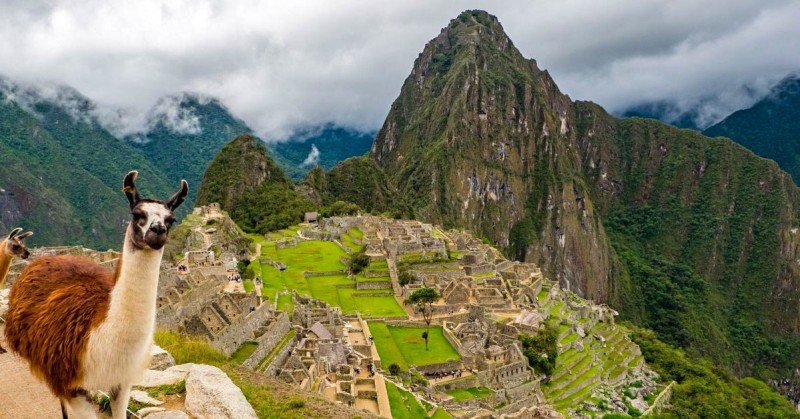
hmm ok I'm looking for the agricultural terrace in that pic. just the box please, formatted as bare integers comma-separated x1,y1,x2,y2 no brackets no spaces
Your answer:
247,232,404,317
370,322,461,372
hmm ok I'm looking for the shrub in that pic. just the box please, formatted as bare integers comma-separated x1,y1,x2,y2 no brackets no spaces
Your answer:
349,252,370,274
388,363,401,375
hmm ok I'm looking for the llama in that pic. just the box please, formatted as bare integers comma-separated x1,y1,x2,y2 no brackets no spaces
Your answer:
0,227,33,354
4,171,187,419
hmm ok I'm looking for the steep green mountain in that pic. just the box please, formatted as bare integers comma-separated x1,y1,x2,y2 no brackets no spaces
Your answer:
704,74,800,184
196,134,314,233
303,156,401,214
0,80,175,249
364,10,800,380
130,93,253,205
269,125,375,181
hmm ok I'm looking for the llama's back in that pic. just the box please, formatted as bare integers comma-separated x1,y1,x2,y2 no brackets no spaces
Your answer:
4,255,114,397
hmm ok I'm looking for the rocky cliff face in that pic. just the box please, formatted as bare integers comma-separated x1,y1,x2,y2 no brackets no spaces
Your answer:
367,10,800,376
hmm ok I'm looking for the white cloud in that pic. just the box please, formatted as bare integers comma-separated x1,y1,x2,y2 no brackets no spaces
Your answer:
0,0,798,139
301,144,321,167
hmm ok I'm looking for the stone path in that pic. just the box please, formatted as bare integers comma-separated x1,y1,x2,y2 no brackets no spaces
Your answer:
0,326,61,419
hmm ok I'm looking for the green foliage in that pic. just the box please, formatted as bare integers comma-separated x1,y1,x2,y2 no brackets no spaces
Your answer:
519,321,559,379
388,363,401,375
398,271,413,286
237,258,251,276
322,200,361,217
348,252,370,274
309,156,406,216
629,326,800,417
704,75,800,184
268,125,375,182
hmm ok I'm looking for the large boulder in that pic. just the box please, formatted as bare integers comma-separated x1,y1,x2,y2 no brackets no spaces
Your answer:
184,364,257,419
149,345,176,370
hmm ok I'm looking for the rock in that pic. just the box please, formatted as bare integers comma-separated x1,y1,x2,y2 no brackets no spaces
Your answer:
130,390,164,406
137,407,166,416
149,345,176,370
631,396,649,413
184,364,257,419
143,411,189,419
137,364,190,387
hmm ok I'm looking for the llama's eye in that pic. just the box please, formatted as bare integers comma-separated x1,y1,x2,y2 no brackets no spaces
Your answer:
12,244,20,250
165,216,175,225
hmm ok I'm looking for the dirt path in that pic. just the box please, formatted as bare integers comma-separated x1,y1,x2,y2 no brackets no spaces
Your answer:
0,326,62,419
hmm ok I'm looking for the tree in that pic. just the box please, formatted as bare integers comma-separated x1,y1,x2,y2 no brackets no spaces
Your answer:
348,252,370,274
398,271,413,286
519,321,559,380
406,287,440,350
388,363,401,375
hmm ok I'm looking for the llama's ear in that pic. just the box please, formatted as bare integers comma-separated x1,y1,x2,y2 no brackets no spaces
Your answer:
16,231,33,240
7,227,22,240
122,170,142,209
166,179,189,211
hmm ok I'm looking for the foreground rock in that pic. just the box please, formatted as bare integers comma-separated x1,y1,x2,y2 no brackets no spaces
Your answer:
184,364,257,419
149,344,176,370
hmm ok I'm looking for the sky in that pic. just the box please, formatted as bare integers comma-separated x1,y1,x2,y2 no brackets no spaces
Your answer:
1,0,799,140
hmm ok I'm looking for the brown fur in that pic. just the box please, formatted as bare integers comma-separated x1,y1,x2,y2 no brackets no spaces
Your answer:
4,255,114,398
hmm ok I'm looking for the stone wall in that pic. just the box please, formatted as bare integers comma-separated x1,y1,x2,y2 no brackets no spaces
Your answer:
209,302,276,356
242,310,292,369
356,281,392,290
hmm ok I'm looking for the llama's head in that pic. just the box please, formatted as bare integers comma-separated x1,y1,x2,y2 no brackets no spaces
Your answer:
123,171,189,251
2,227,33,259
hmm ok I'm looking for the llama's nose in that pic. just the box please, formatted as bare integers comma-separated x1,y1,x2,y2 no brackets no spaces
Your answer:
149,223,167,235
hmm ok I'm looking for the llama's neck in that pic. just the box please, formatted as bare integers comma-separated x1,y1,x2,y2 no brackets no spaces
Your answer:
0,242,11,287
104,228,164,342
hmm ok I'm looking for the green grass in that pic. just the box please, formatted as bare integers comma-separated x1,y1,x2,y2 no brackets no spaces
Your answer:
430,407,453,419
445,386,494,401
340,233,363,253
154,330,228,365
370,322,461,372
386,381,429,419
253,236,405,316
349,227,364,239
230,342,259,364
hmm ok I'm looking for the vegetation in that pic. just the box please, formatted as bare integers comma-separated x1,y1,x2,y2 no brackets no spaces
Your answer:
348,251,370,274
406,288,440,350
268,125,375,182
630,327,800,417
385,381,429,419
445,386,494,402
196,134,316,234
370,322,460,372
519,321,559,379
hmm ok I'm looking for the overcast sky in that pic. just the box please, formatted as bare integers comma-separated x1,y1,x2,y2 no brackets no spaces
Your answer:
1,0,799,140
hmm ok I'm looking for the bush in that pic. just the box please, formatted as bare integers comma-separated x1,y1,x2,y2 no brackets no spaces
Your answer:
398,271,413,286
388,363,401,375
519,321,558,379
349,252,370,274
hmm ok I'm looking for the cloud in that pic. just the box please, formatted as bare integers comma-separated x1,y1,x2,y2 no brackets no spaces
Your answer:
301,144,321,167
0,0,798,139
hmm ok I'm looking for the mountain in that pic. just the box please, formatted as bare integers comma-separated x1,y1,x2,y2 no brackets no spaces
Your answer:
361,10,800,379
196,134,314,233
703,74,800,184
303,156,401,215
0,78,176,249
129,93,253,205
621,100,704,130
269,124,374,182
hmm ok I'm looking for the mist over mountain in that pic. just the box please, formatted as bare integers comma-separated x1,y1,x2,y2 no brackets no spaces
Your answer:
703,73,800,183
268,124,374,181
